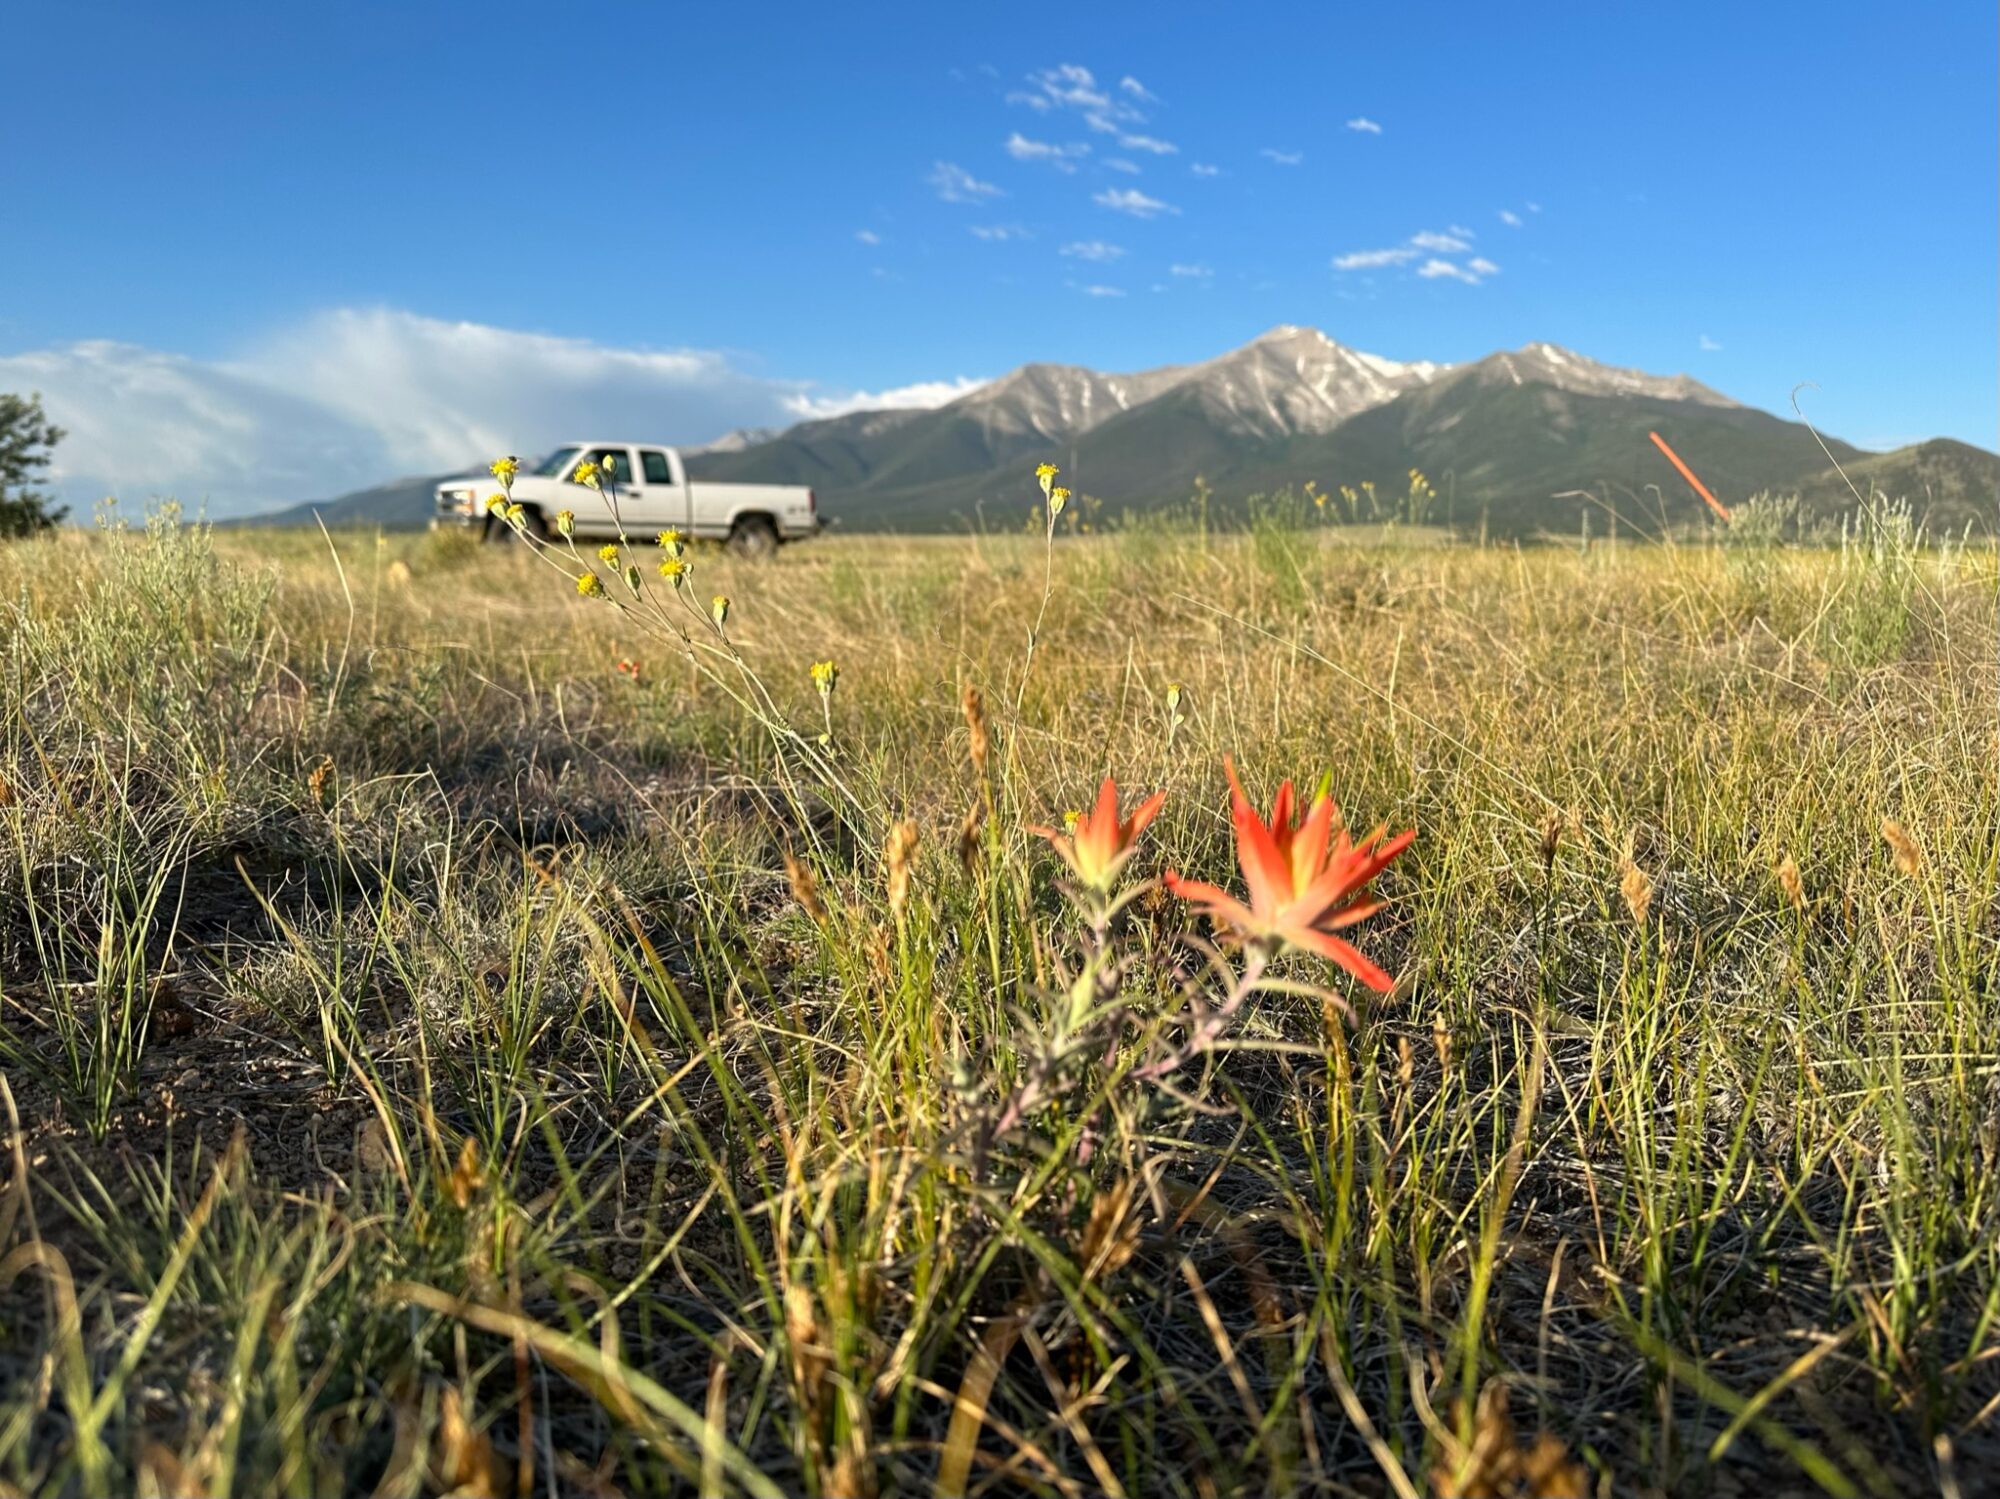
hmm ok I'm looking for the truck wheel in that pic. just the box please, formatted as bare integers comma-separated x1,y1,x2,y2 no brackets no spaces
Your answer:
727,517,779,560
486,507,548,543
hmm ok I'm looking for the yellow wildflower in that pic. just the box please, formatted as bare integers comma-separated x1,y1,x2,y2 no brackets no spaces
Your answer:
1035,462,1059,499
657,529,684,555
488,456,519,487
576,573,604,598
573,460,601,490
598,544,620,564
811,659,839,697
658,556,687,582
554,510,575,537
1050,486,1070,517
710,595,730,629
484,495,508,516
504,502,525,524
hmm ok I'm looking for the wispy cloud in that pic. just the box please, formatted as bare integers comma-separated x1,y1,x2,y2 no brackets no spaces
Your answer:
0,309,986,516
1190,162,1221,177
1169,263,1213,278
854,229,882,246
1498,209,1523,227
1009,63,1145,127
1104,157,1141,174
1699,334,1723,352
1260,148,1304,166
1410,229,1473,253
1094,187,1178,218
1005,132,1089,171
1335,226,1497,280
1119,132,1178,154
1119,75,1158,102
783,375,988,420
1060,240,1126,262
969,223,1031,241
1345,117,1383,134
1415,257,1498,284
1332,247,1419,271
927,161,1003,203
1074,283,1126,298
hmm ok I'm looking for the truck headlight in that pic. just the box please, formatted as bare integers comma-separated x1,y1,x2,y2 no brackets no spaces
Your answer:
439,488,475,510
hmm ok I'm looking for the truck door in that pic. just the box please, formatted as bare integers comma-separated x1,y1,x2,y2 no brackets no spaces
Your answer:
640,449,691,534
572,447,642,533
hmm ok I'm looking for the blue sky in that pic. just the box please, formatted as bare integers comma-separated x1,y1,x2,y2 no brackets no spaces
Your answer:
3,1,1993,514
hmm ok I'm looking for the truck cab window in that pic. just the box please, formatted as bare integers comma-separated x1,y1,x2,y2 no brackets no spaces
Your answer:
530,446,581,478
579,448,637,485
642,450,675,485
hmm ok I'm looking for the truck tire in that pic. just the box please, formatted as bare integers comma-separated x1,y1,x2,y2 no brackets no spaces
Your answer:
485,507,548,543
727,516,779,560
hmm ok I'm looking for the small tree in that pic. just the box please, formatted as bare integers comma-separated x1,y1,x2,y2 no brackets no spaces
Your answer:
0,392,67,537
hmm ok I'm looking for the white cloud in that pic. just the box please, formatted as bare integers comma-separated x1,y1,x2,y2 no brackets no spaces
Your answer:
1415,258,1497,284
1345,117,1383,134
1699,334,1723,352
1094,187,1178,218
1060,240,1126,262
783,376,988,420
1075,284,1126,298
854,229,882,245
1498,210,1522,227
0,309,983,517
1190,162,1221,177
1260,148,1304,166
1104,158,1141,174
1119,132,1178,154
1169,263,1213,278
1119,75,1158,102
969,223,1031,241
1411,229,1473,253
1010,63,1145,126
1332,246,1419,270
1336,226,1498,277
927,161,1003,203
1527,201,1542,213
1005,132,1088,171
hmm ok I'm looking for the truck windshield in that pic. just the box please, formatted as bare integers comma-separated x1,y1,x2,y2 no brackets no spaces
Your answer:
529,446,581,478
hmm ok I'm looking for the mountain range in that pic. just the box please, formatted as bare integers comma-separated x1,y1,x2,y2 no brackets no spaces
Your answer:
249,326,1995,535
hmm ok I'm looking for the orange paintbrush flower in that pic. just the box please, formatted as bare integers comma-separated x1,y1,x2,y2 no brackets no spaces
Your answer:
1165,757,1412,991
1030,776,1167,893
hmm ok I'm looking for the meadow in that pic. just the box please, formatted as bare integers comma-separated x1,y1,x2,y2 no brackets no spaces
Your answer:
0,496,1993,1498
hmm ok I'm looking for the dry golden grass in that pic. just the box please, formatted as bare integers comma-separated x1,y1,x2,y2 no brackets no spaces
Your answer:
0,509,1992,1497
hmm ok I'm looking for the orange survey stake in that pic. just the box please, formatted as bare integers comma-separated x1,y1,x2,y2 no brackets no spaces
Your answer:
1648,430,1732,521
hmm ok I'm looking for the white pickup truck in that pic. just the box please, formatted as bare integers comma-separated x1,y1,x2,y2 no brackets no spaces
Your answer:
433,441,821,557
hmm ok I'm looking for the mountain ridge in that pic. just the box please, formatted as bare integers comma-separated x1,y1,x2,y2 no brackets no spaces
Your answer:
241,326,1992,534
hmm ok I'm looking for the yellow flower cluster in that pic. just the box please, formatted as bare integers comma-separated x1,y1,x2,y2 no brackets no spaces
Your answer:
576,573,604,598
811,659,839,697
573,460,601,491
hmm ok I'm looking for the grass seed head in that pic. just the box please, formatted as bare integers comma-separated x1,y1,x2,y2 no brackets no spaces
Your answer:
1776,852,1805,910
1619,859,1654,924
884,818,920,921
1881,817,1921,876
783,849,829,924
956,803,986,877
961,683,989,777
